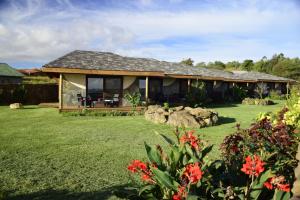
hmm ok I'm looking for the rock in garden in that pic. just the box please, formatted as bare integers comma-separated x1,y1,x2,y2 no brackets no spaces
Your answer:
9,103,23,109
145,105,218,128
168,110,200,128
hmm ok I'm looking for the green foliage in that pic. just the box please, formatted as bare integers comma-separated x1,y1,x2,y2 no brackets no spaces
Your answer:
128,130,215,199
269,90,285,100
286,84,300,108
124,92,141,111
163,102,169,110
220,107,299,199
284,98,300,128
62,109,143,117
180,58,194,66
195,53,300,81
186,80,207,107
231,85,247,102
242,98,274,105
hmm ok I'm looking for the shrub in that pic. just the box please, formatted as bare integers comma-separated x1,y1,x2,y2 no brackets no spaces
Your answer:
284,98,300,128
127,107,299,199
286,84,300,109
242,98,274,105
220,108,299,199
127,130,218,199
232,85,247,102
186,81,207,107
269,90,285,100
124,92,141,111
62,109,143,117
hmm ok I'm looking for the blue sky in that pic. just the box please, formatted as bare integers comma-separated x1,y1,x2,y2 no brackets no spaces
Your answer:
0,0,300,68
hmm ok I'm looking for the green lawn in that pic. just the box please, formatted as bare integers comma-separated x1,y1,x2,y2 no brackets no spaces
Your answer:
0,101,285,200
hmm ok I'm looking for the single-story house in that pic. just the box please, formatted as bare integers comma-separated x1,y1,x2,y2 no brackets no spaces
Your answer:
42,50,295,110
0,63,24,84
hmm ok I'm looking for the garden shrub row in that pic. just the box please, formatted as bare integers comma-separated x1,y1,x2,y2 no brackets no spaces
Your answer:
127,99,300,199
62,109,144,117
242,98,274,105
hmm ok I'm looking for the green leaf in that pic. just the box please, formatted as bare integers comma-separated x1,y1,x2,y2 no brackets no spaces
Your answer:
170,146,181,168
138,184,156,196
199,145,213,159
187,194,199,200
159,133,175,145
273,189,291,200
144,142,162,166
250,169,274,200
151,168,180,190
185,144,200,163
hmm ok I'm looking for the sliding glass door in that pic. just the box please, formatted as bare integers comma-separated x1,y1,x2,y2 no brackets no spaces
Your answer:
87,76,122,101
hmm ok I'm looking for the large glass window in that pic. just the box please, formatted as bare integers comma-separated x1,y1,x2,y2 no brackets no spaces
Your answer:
139,78,146,99
87,77,103,100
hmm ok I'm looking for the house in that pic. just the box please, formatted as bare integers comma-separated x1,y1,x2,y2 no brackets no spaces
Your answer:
0,63,24,84
42,50,295,110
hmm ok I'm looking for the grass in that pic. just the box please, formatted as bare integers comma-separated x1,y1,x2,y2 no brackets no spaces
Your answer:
0,101,285,200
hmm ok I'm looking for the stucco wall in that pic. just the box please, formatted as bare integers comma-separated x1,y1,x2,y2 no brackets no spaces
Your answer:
62,74,86,107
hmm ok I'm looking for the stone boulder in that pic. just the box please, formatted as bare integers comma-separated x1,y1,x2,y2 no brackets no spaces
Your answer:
168,110,200,128
144,105,218,128
9,103,23,109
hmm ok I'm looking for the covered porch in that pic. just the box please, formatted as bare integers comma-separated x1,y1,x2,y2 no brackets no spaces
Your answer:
57,73,191,111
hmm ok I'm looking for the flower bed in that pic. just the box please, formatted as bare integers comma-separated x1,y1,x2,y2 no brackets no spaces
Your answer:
127,106,299,199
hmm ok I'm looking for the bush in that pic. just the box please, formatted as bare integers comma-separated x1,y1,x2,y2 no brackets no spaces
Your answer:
127,107,299,199
242,98,274,105
284,98,300,128
124,92,141,111
62,109,144,117
127,130,217,199
220,108,299,199
186,81,207,107
269,90,285,100
232,85,247,102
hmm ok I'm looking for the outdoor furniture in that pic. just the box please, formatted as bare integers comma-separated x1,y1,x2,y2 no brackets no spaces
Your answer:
77,94,92,107
104,94,120,107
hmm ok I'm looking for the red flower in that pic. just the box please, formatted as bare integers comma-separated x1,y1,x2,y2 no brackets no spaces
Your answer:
182,163,203,184
264,176,290,192
241,155,265,177
127,160,148,173
172,186,187,200
180,130,200,150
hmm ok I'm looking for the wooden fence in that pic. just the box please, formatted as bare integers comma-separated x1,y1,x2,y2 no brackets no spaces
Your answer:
0,84,58,105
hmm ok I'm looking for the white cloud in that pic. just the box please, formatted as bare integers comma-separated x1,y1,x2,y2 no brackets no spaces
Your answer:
0,0,299,65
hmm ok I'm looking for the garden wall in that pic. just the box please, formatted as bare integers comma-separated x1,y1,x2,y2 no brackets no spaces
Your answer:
0,84,58,105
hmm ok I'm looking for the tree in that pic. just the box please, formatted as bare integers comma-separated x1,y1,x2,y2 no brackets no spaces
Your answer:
241,59,254,71
206,61,226,70
180,58,194,66
195,62,206,68
226,61,241,70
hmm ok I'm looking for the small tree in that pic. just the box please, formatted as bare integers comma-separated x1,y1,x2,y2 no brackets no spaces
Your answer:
124,92,141,111
180,58,194,66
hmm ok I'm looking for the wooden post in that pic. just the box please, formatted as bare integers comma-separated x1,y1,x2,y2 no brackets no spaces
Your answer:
187,79,191,93
246,82,249,87
59,74,63,111
214,80,217,86
286,82,290,96
145,76,149,104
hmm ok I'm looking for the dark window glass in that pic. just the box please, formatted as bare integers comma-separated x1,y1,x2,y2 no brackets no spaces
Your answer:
105,77,121,90
139,78,146,100
87,77,103,100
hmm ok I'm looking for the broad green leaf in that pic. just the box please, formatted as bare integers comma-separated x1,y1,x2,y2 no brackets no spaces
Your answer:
185,144,200,163
273,189,291,200
144,142,162,166
138,184,156,196
199,145,213,159
250,169,274,200
151,168,180,190
187,194,199,200
159,133,175,145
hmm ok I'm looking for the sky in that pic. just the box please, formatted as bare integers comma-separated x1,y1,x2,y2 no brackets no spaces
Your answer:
0,0,300,68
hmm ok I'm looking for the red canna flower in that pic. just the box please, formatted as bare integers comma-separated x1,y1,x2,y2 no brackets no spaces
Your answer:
241,155,265,177
127,160,148,173
179,130,200,150
172,186,187,200
182,162,203,184
264,176,290,192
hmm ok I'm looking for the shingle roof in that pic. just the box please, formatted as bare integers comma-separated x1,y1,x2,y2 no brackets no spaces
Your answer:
0,63,24,77
43,50,294,82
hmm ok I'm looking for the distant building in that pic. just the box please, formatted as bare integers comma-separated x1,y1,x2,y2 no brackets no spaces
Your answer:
17,68,44,76
0,63,24,84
